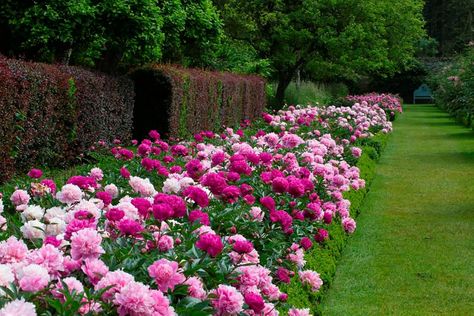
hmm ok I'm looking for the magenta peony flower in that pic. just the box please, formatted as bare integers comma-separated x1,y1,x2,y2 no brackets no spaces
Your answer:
272,177,289,194
233,240,254,254
96,191,112,206
117,219,144,236
201,173,227,195
276,267,291,284
120,166,131,179
300,237,313,250
259,196,276,211
244,292,265,313
221,186,240,204
188,210,210,226
148,259,185,292
28,168,43,179
196,233,223,257
183,186,209,207
314,228,329,243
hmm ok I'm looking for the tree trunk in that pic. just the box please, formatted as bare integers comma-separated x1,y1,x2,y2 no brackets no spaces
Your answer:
275,72,293,109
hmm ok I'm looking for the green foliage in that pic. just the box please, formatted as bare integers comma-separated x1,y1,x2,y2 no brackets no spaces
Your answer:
424,0,474,56
428,46,474,128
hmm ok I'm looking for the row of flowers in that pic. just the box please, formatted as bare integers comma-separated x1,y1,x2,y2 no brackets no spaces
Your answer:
346,93,403,117
0,98,396,315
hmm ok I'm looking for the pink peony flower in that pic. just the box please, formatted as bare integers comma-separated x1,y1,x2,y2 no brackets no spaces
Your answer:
299,270,323,292
0,298,36,316
196,233,224,257
18,264,50,292
249,207,264,222
95,270,134,301
288,308,312,316
82,258,109,285
10,189,30,206
184,277,206,300
114,281,156,316
0,237,28,264
148,259,185,292
156,235,174,252
70,228,104,261
56,184,83,204
342,217,356,233
211,285,244,316
52,277,84,300
26,244,64,276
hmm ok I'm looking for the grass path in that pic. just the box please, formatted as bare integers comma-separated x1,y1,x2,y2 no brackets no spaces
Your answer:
321,104,474,315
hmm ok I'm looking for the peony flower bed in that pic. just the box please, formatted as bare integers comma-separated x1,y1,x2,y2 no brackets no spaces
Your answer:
0,99,393,316
346,93,403,120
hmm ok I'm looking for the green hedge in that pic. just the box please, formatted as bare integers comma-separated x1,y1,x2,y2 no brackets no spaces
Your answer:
279,131,391,315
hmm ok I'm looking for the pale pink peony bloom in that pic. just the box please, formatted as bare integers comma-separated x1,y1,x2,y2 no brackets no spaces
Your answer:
21,205,45,222
211,285,244,316
21,220,46,240
114,281,156,316
95,270,134,301
56,184,83,204
0,264,14,295
17,264,50,292
26,244,64,276
104,184,119,198
52,277,84,301
0,236,28,264
129,176,156,197
89,168,104,181
82,258,109,285
10,189,30,206
299,270,323,292
0,298,36,316
148,259,185,292
249,207,264,222
70,228,104,261
288,308,312,316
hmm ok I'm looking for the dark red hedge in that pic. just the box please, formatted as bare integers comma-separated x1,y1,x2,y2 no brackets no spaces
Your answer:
130,65,266,139
0,56,134,182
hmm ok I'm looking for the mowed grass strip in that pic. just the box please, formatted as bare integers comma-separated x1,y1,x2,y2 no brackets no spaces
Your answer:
321,104,474,315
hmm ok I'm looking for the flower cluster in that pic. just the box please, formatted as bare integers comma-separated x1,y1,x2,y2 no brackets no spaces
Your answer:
346,93,403,115
0,99,392,315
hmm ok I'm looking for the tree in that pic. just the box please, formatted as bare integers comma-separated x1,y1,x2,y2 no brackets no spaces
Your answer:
217,0,425,107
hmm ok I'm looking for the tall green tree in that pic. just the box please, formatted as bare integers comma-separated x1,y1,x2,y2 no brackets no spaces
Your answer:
217,0,425,107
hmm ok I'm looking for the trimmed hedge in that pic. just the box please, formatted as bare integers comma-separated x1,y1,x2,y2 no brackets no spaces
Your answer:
0,56,134,183
130,65,266,139
280,131,391,315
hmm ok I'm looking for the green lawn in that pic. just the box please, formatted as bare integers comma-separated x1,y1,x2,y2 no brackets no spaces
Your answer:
321,104,474,315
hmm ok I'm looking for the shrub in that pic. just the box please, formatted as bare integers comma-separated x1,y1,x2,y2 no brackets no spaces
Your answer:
0,56,134,183
428,46,474,128
130,65,266,139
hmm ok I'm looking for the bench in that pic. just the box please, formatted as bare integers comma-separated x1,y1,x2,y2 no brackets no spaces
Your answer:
413,84,434,104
